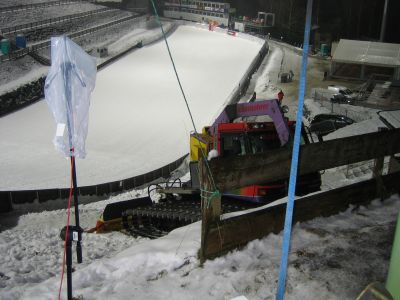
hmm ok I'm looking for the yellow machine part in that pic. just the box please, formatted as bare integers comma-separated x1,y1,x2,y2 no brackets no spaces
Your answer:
190,129,212,162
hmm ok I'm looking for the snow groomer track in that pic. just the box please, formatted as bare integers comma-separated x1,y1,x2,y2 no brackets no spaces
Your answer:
0,25,267,210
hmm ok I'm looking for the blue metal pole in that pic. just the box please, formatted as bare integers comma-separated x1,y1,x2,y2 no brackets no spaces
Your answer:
276,0,314,299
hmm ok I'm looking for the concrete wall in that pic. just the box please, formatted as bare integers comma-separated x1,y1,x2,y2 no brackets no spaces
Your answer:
0,155,187,213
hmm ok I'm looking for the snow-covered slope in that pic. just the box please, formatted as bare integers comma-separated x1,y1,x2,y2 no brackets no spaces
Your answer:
0,25,264,190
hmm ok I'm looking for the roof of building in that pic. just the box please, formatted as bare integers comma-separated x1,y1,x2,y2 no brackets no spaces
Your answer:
332,39,400,67
378,110,400,128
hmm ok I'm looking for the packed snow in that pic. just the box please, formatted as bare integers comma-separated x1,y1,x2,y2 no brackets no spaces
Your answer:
0,24,264,190
0,56,47,95
1,185,398,300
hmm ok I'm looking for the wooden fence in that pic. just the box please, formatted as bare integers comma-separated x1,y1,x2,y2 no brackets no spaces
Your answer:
200,128,400,261
202,171,400,260
208,128,400,192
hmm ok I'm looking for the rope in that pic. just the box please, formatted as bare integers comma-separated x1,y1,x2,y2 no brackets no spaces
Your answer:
175,225,190,256
149,0,218,193
276,0,314,299
200,189,221,208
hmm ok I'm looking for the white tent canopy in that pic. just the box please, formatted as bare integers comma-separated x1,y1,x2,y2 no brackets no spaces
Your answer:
333,39,400,67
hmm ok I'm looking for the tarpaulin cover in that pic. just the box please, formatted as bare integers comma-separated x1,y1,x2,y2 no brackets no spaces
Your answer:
45,36,96,158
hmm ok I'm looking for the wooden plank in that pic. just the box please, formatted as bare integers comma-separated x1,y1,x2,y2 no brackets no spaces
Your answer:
159,187,199,195
202,171,400,260
209,128,400,192
373,156,385,199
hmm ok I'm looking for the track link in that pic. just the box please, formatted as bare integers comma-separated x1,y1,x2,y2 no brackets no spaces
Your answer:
120,197,262,238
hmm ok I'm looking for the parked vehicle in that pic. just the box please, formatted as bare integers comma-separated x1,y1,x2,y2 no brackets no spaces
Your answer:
330,93,354,104
310,114,355,137
311,88,354,104
328,85,352,94
328,85,357,103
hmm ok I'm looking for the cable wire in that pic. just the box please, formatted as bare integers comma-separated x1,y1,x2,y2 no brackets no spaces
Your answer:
150,0,198,134
149,0,218,192
58,159,74,300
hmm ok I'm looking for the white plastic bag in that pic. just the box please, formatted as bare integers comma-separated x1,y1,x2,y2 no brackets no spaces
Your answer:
45,36,96,158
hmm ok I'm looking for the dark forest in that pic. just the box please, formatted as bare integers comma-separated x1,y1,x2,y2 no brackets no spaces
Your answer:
228,0,400,43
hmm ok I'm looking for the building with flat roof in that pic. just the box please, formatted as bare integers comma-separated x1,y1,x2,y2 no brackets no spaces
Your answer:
331,39,400,81
163,0,232,27
234,12,275,35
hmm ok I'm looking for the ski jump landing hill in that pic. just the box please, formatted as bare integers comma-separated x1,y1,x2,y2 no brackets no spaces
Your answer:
0,24,267,210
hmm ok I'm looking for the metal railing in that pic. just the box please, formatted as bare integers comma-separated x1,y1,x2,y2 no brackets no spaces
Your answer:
311,95,377,122
1,7,113,35
0,13,146,63
0,0,95,13
0,48,29,62
30,14,145,52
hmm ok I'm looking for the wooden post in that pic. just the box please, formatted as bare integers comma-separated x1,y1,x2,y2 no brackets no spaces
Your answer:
373,128,386,200
373,156,385,200
199,158,221,264
388,155,400,174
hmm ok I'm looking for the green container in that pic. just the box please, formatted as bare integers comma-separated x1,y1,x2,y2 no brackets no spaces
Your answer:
320,43,329,56
1,39,10,55
386,211,400,300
